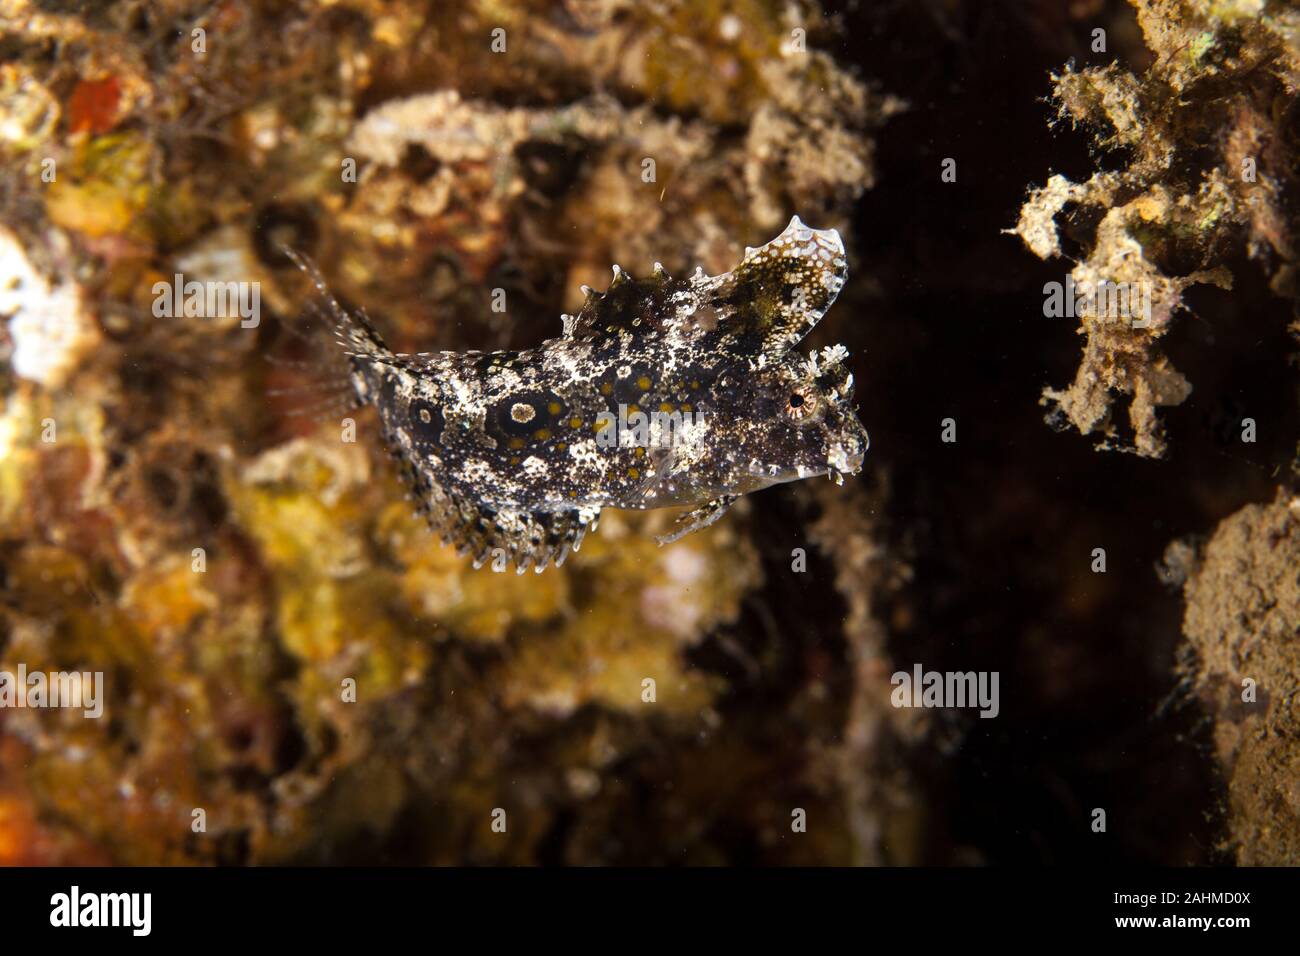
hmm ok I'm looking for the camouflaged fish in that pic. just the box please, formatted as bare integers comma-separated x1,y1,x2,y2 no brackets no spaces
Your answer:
287,215,868,573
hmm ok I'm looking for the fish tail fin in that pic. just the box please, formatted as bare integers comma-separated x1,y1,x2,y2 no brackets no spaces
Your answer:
268,247,400,438
280,246,391,360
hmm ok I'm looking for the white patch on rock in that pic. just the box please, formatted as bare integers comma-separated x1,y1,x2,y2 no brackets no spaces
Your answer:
0,227,100,388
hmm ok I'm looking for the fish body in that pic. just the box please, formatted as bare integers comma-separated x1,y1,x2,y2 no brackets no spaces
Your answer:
291,216,868,572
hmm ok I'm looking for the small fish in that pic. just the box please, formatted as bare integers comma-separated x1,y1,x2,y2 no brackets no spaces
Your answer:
284,216,869,573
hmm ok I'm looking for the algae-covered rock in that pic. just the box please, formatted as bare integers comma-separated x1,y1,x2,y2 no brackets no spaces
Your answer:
1173,495,1300,865
0,0,898,864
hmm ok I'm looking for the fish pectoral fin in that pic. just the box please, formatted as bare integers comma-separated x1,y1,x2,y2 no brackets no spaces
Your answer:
655,495,739,546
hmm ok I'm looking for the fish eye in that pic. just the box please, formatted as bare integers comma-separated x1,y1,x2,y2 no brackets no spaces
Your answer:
785,385,820,423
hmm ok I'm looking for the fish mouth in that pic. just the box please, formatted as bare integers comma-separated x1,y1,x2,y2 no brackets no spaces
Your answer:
741,431,869,489
832,455,863,481
827,431,869,482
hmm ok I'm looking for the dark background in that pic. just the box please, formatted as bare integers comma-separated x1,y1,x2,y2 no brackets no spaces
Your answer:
810,0,1297,863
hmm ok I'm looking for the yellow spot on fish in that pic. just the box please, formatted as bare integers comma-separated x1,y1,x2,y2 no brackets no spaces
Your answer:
534,428,552,441
509,437,525,450
637,374,652,391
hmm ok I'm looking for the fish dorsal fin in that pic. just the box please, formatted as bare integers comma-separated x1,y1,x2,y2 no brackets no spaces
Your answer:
702,215,848,354
562,262,681,341
561,217,848,354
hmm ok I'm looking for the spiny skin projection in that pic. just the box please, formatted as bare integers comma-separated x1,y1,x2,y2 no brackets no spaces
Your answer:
290,216,869,573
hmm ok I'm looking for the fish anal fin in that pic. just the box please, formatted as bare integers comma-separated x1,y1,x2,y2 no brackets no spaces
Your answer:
408,463,598,572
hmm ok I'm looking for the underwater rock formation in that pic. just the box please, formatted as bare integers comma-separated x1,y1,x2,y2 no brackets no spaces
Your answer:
0,0,902,864
1014,0,1298,457
1171,495,1300,865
